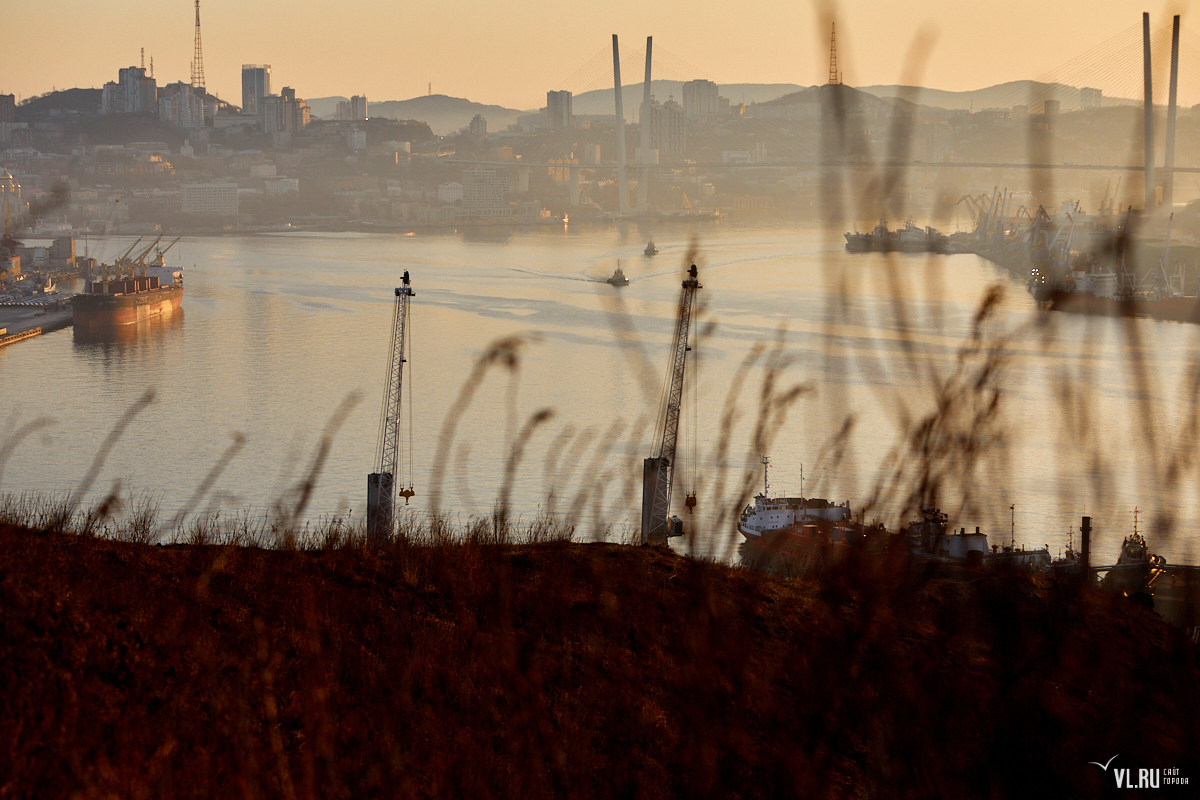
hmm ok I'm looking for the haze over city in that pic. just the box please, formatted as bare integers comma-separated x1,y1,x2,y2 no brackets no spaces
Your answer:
4,0,1197,108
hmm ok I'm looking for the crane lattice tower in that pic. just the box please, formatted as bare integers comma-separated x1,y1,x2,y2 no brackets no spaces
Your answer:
191,0,206,90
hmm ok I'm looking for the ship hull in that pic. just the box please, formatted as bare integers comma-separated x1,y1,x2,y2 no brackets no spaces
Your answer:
73,286,183,328
1048,290,1200,323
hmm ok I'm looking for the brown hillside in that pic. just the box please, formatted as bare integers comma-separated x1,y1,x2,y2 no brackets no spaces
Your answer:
1,525,1198,798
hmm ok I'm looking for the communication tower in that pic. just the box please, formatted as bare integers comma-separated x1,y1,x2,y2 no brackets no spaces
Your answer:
828,23,840,86
191,0,206,91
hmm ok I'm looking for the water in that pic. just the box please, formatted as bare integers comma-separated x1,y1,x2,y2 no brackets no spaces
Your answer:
3,221,1199,564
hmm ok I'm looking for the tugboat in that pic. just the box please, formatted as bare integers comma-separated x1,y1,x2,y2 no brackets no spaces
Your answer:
644,241,658,256
1102,507,1166,594
607,262,629,286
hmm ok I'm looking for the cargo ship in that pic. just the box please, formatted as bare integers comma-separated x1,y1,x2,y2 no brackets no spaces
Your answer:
73,237,183,328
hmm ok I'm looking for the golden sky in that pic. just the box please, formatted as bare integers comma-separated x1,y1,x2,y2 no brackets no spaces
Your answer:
2,0,1193,109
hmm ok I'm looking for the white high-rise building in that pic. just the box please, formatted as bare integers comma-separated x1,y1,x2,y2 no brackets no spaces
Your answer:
682,80,719,120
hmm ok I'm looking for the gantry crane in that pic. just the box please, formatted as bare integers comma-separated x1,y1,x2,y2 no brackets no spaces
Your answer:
641,263,702,545
367,270,415,544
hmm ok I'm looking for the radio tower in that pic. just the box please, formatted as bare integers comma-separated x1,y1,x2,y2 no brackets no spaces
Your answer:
190,0,206,91
827,22,840,85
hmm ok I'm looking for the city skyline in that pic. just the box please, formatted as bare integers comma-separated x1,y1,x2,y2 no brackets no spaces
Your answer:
3,0,1194,112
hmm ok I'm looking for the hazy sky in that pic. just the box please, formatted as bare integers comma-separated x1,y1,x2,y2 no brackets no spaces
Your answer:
3,1,1194,109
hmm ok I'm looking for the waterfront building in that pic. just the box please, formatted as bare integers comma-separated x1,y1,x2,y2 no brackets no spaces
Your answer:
241,65,271,116
682,80,719,120
438,181,463,203
463,167,509,209
547,90,572,129
180,182,239,216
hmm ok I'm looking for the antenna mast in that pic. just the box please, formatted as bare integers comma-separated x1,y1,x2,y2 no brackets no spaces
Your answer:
191,0,206,91
828,22,840,85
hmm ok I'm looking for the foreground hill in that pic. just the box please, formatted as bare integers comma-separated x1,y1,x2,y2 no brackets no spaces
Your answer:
1,524,1197,797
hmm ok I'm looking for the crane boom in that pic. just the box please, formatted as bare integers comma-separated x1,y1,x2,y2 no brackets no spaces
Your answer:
642,263,701,545
367,270,415,544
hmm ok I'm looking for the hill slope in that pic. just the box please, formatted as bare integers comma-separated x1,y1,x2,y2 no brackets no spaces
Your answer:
2,525,1198,797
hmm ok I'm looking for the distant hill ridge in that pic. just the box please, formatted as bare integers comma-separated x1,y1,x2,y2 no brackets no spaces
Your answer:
14,80,1152,134
308,95,524,136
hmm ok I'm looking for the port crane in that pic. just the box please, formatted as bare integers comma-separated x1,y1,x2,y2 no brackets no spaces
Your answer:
641,263,701,545
367,270,416,544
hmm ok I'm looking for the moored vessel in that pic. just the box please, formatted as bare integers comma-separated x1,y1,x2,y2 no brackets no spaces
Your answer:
73,236,183,328
737,458,852,539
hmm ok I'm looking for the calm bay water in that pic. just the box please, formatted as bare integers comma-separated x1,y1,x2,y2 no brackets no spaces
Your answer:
3,221,1199,564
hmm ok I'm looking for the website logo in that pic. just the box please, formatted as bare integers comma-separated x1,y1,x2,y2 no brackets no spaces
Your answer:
1089,756,1189,789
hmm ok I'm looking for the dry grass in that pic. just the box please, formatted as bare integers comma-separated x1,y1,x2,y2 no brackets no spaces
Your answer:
0,523,1197,799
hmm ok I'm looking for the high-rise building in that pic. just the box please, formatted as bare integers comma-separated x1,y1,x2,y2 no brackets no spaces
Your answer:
547,90,572,129
0,95,14,124
103,67,157,114
261,87,310,133
682,79,719,120
241,65,271,115
469,114,487,136
158,82,204,128
648,97,686,160
1081,87,1102,110
351,95,368,121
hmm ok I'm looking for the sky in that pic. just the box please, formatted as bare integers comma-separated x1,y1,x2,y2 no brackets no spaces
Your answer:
2,0,1195,110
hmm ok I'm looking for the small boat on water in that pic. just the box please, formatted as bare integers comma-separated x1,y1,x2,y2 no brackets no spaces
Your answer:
644,241,658,256
607,263,629,286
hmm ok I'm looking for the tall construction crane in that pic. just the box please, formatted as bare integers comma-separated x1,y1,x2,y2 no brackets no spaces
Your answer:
641,263,702,545
367,270,415,544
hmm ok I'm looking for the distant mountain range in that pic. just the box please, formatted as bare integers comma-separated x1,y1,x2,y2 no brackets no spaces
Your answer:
13,80,1148,137
307,95,525,136
313,80,1146,137
857,81,1140,112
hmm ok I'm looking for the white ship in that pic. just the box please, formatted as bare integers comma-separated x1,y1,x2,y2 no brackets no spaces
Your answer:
737,458,851,539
